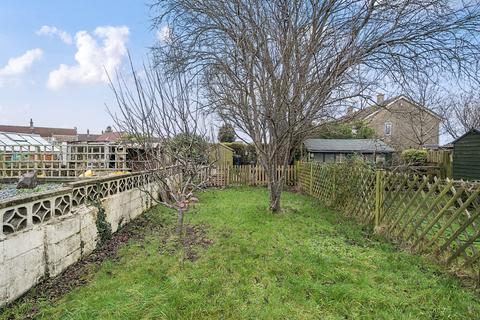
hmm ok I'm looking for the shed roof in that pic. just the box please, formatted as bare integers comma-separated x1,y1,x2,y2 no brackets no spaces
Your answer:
452,128,480,144
304,139,395,153
218,143,234,151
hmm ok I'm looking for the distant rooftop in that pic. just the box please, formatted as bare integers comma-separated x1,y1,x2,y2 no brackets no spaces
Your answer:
77,133,102,142
345,94,442,121
304,139,395,153
0,119,77,138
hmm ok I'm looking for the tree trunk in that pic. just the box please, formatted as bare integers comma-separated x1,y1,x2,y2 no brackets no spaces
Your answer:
176,207,184,236
267,162,283,212
268,179,282,212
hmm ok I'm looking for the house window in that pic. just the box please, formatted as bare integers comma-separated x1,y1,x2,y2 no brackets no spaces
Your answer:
384,122,392,136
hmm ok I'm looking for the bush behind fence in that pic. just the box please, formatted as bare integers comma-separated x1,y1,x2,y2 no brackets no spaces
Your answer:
298,161,480,282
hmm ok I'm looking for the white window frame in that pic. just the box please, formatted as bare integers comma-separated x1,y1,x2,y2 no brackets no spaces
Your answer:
384,122,392,136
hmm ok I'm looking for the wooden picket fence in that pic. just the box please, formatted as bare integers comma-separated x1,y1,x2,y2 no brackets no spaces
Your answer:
205,164,297,187
298,161,480,282
427,150,453,178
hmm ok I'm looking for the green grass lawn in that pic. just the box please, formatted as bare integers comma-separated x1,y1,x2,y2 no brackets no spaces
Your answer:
2,187,480,319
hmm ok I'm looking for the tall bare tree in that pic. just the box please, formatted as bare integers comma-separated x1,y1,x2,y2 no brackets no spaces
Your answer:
152,0,480,211
108,60,216,235
442,90,480,139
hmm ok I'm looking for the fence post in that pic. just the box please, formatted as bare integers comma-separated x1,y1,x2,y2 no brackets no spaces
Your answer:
294,161,299,186
309,162,313,195
332,166,337,202
374,169,385,228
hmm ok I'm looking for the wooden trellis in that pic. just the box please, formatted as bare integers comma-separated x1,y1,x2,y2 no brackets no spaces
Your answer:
0,144,128,178
298,161,480,282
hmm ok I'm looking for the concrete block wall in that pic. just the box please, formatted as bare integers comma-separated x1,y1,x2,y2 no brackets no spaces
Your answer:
0,174,157,307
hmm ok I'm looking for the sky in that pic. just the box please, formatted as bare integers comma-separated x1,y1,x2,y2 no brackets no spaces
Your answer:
0,1,158,134
0,1,454,144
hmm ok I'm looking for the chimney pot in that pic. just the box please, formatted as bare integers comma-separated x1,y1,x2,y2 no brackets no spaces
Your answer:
377,93,385,105
29,118,34,129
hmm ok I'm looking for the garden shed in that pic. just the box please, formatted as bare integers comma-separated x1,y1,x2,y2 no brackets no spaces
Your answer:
303,138,394,164
210,143,234,166
452,128,480,181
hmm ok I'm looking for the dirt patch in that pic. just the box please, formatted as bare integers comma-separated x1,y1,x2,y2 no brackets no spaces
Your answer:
183,224,214,262
157,223,215,262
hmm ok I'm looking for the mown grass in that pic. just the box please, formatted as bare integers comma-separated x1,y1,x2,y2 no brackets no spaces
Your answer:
2,187,480,319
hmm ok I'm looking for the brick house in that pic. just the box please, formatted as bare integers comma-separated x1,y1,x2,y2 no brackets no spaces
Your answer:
349,94,442,151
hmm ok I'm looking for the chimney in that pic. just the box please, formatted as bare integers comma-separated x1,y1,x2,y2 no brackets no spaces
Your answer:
346,106,354,115
87,129,90,136
376,93,385,105
29,118,34,130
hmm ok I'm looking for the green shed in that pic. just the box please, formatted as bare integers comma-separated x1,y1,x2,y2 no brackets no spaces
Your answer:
452,128,480,181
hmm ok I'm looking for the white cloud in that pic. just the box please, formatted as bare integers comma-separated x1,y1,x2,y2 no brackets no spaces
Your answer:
36,25,73,44
47,26,129,90
0,48,43,77
156,26,172,43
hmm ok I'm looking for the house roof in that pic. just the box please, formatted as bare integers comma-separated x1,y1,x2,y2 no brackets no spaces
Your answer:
77,133,102,142
95,132,123,142
0,125,77,137
348,95,443,122
452,128,480,144
304,138,395,153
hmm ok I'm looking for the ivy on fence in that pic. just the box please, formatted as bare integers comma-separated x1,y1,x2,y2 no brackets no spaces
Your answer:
298,161,480,283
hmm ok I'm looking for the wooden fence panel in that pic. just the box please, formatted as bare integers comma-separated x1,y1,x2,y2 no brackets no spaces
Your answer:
208,164,297,188
427,150,453,178
297,161,480,282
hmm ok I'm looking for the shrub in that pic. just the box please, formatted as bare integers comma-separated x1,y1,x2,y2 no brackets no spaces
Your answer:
169,133,210,164
314,121,376,139
401,149,428,165
245,143,258,164
218,123,236,143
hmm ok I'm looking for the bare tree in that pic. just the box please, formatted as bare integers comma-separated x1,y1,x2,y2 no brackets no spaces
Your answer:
441,90,480,139
152,0,480,211
394,76,445,148
108,59,216,236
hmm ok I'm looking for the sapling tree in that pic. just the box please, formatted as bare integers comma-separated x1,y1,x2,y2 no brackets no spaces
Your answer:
108,59,216,236
152,0,480,212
